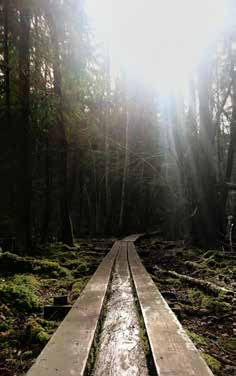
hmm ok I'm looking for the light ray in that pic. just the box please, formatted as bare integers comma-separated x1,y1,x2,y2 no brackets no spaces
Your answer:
86,0,227,93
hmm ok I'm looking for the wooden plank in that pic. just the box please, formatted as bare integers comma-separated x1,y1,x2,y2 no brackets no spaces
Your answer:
27,241,120,376
115,241,128,275
93,241,149,375
128,242,213,376
122,233,144,242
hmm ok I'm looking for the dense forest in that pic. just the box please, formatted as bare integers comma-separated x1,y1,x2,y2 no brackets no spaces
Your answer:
0,1,236,251
0,1,235,375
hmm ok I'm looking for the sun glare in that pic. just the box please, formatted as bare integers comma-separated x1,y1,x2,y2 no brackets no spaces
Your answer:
86,0,227,93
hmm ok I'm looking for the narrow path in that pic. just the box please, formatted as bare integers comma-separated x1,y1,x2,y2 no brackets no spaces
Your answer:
27,235,214,376
93,241,148,376
122,234,144,242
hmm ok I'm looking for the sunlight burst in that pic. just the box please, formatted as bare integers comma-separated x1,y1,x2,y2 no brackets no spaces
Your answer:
86,0,227,93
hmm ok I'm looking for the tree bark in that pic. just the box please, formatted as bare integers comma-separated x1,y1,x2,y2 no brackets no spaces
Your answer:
3,0,10,123
194,61,220,245
104,52,111,232
221,58,236,212
3,0,15,225
16,4,32,253
119,104,129,232
41,134,52,243
46,8,74,246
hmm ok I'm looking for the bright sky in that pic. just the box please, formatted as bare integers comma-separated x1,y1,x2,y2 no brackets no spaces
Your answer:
85,0,228,93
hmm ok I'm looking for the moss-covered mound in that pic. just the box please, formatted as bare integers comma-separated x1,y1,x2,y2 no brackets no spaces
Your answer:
0,275,42,313
0,238,111,376
0,252,70,277
23,317,58,345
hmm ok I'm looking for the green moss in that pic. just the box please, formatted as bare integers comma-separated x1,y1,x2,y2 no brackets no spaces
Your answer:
33,259,69,277
64,258,89,274
187,288,232,314
37,243,98,276
185,330,207,347
38,243,79,262
0,275,42,313
201,250,228,269
59,244,79,252
0,252,70,277
218,337,236,353
23,317,58,346
202,295,232,314
22,351,33,360
12,274,40,289
200,352,221,375
0,320,10,331
24,318,50,345
139,322,150,356
70,278,88,302
187,288,202,302
164,277,182,286
86,335,99,373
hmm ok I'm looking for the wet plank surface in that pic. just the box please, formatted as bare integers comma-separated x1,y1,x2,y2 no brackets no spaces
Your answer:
93,241,148,376
128,242,213,376
122,234,144,242
27,242,120,376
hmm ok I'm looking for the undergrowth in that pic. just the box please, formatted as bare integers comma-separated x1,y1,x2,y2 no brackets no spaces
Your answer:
0,239,109,376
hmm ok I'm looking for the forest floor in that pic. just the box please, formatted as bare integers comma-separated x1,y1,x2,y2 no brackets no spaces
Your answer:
0,238,115,376
137,236,235,376
0,236,235,376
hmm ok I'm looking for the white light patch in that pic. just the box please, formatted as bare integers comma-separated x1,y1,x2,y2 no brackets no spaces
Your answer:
86,0,227,93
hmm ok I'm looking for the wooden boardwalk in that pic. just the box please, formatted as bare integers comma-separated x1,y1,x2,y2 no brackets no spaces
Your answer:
27,237,213,376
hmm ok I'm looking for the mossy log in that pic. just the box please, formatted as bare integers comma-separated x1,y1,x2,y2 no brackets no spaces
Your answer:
154,266,234,297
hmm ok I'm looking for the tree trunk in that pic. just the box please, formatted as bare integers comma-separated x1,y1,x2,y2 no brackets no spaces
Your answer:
195,61,220,246
41,134,52,243
68,150,79,209
16,4,32,253
3,0,10,123
3,0,15,225
119,105,129,232
104,53,111,232
221,52,236,214
46,9,74,246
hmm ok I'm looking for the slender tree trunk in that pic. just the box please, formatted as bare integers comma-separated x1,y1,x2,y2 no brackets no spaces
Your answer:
16,4,32,253
41,135,52,243
40,66,52,243
195,61,220,245
187,79,198,203
224,95,236,184
221,57,236,215
92,147,99,234
104,117,111,230
119,105,129,232
68,151,79,209
3,0,15,223
46,9,74,246
104,53,111,232
3,0,10,123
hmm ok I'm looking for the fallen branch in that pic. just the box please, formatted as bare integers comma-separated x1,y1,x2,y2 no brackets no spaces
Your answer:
153,266,234,297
